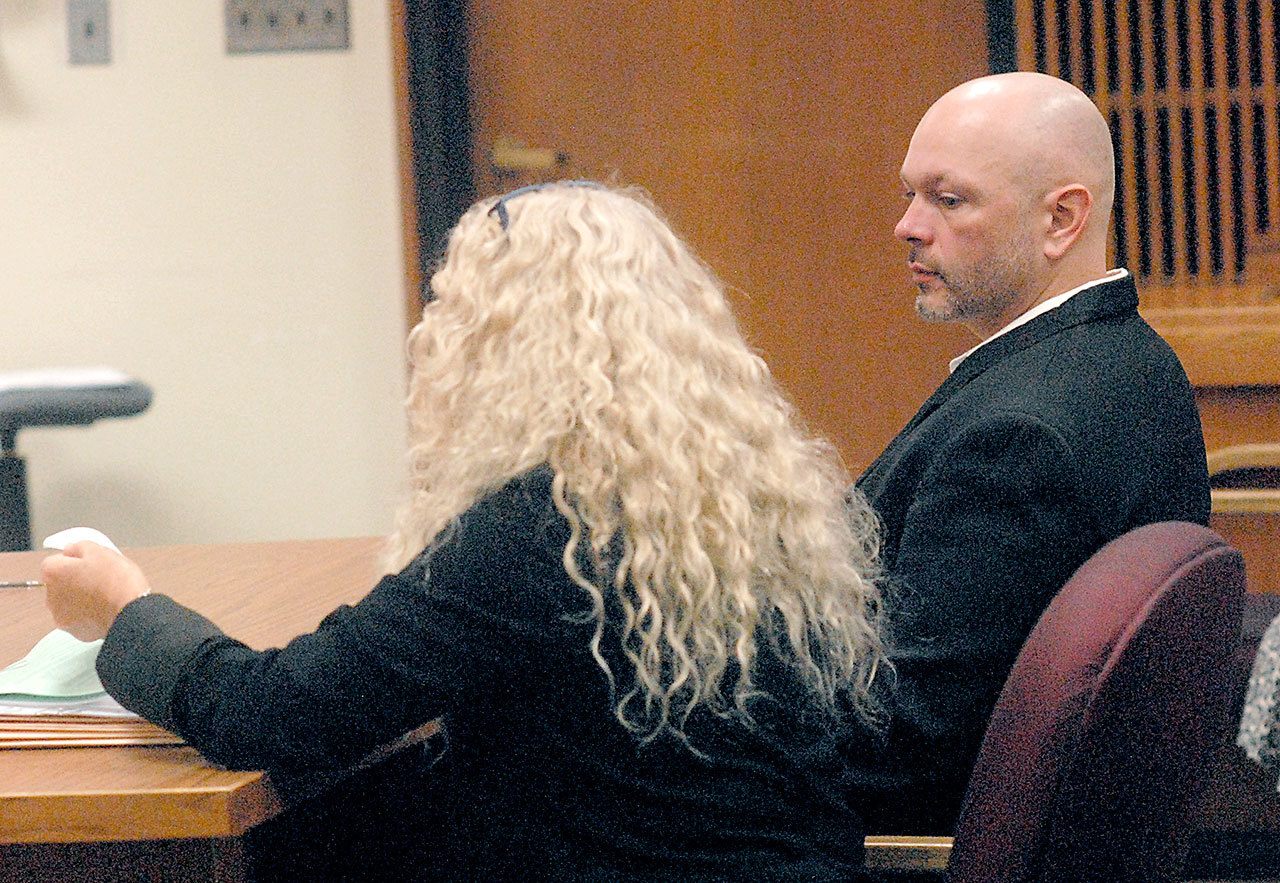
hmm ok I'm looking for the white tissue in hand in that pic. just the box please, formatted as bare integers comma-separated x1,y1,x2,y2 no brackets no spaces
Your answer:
42,527,120,553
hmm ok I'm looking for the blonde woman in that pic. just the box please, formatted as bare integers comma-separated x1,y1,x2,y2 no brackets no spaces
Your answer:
43,182,884,881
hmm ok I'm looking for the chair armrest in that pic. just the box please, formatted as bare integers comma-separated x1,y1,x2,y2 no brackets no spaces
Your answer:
0,368,152,453
1213,488,1280,514
863,835,953,873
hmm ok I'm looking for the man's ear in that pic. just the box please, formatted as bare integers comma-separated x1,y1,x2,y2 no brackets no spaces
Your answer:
1043,184,1093,260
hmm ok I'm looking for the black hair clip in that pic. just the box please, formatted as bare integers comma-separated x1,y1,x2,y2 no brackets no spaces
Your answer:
488,180,605,230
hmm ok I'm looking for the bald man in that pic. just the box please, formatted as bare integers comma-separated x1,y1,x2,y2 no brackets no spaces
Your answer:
851,73,1211,833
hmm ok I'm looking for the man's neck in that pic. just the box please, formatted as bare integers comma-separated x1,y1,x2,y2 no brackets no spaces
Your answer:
948,269,1127,373
966,261,1110,339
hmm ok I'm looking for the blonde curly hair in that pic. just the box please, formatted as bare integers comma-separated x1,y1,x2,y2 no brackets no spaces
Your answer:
387,182,883,740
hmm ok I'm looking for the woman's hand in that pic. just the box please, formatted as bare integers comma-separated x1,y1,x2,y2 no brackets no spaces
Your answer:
41,541,152,642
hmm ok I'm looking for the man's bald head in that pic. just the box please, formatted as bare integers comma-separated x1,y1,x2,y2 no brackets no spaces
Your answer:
895,73,1117,336
921,72,1115,220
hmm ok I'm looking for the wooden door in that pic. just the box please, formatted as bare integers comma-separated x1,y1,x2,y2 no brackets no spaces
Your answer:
461,0,989,473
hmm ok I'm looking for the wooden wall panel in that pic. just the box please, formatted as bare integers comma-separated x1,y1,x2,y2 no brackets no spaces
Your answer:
464,0,987,474
1199,387,1280,452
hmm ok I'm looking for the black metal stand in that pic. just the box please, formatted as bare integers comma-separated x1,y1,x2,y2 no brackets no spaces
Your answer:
0,452,31,552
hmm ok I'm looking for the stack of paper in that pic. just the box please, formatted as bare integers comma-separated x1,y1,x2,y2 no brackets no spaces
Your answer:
0,717,182,749
0,525,183,747
0,629,182,749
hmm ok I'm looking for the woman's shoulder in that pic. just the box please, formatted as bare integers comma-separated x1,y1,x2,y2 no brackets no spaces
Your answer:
444,465,569,562
469,464,558,526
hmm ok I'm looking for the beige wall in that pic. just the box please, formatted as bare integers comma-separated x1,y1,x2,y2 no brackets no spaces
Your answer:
1,2,407,546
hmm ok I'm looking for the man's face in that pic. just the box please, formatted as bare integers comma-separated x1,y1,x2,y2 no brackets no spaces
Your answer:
893,114,1045,338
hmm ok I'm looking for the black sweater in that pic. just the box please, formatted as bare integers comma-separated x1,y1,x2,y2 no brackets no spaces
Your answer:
98,467,873,881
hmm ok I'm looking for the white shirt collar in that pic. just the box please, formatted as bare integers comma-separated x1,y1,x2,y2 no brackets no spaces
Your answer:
947,269,1129,373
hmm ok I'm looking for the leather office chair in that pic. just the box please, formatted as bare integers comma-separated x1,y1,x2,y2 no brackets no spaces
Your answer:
866,521,1246,882
0,369,152,551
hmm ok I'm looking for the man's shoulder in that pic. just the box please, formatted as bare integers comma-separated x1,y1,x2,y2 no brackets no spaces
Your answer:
965,307,1191,411
859,316,1200,491
969,273,1178,382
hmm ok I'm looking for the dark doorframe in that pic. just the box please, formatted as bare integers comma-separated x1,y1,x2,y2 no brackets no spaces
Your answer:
393,0,475,325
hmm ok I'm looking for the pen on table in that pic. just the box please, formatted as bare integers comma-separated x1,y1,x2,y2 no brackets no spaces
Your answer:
0,581,44,589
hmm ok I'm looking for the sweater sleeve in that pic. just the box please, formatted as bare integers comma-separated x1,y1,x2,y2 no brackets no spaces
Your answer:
96,469,572,774
96,564,466,772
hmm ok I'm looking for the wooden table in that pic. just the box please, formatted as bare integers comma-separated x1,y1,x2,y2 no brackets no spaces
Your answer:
0,536,386,882
8,531,1280,880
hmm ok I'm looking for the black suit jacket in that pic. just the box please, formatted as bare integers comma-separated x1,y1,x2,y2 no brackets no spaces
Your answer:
853,272,1211,833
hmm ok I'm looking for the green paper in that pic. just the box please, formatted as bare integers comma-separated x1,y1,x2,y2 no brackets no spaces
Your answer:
0,629,105,699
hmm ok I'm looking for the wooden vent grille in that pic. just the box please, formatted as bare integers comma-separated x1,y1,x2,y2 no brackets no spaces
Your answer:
1015,0,1280,308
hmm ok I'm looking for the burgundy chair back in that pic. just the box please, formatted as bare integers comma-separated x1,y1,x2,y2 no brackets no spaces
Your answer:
945,521,1246,883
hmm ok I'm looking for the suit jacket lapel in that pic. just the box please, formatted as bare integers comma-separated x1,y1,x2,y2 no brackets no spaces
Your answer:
879,275,1139,443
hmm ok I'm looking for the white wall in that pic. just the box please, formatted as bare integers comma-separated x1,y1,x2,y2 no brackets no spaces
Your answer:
0,2,409,547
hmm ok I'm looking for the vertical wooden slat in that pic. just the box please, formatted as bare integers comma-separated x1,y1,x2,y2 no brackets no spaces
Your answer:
1066,0,1087,88
1259,0,1280,234
1234,0,1258,276
1136,0,1166,290
1161,0,1190,288
390,0,423,328
1210,0,1237,296
1044,0,1063,76
1015,0,1039,71
1161,106,1189,291
1218,0,1239,295
1260,0,1280,235
1114,0,1142,287
1187,0,1215,294
1091,0,1112,108
1090,0,1117,267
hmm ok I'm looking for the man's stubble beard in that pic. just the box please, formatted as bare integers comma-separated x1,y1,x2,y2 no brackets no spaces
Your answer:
912,236,1037,329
